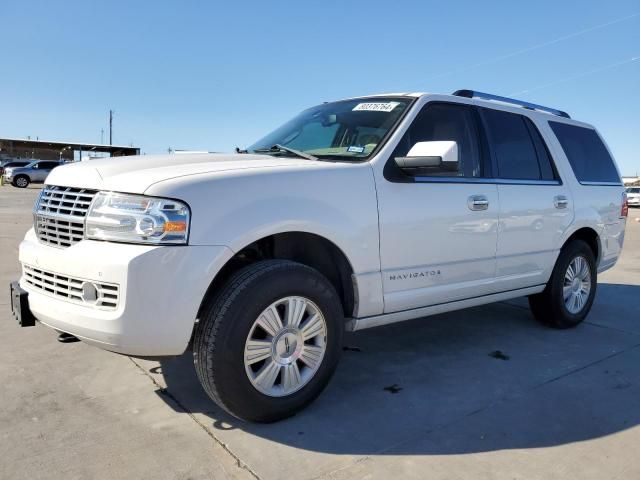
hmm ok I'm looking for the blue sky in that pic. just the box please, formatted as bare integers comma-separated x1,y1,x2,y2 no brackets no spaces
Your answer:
1,0,639,174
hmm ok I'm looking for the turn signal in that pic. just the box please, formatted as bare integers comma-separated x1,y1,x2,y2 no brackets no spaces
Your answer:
164,221,187,232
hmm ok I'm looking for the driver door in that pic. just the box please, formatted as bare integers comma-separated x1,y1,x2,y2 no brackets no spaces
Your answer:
375,102,499,313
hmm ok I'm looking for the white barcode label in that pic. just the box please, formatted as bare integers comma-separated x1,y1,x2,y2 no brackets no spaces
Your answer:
352,102,399,112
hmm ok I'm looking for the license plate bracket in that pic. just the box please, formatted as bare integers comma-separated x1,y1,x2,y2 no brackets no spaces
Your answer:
10,281,36,327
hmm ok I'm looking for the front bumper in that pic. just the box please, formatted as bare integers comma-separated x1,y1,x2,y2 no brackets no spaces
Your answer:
18,228,233,356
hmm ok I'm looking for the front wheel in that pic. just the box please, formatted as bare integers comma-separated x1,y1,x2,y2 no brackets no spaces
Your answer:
13,175,30,188
528,240,597,329
193,260,344,422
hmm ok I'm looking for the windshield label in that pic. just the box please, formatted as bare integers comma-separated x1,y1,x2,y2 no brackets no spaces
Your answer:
352,102,400,112
347,146,365,153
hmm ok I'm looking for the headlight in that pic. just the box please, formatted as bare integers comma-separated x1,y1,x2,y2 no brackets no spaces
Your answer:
85,192,190,245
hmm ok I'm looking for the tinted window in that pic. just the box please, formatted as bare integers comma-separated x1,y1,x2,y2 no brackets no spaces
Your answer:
39,162,59,169
525,120,556,180
392,103,481,177
549,122,620,184
482,109,542,180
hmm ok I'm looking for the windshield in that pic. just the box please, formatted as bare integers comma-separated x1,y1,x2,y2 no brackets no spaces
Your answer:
247,97,413,160
627,187,640,194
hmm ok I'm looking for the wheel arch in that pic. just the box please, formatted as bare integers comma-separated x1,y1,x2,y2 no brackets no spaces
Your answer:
561,227,601,265
196,231,357,321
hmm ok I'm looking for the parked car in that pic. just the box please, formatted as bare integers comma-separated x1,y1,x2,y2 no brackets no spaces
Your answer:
4,160,62,188
0,160,31,177
10,90,627,422
626,187,640,207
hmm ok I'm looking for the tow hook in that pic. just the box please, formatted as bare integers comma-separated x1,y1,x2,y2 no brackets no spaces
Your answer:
57,332,80,343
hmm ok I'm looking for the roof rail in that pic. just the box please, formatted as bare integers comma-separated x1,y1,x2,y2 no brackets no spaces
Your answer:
452,89,570,118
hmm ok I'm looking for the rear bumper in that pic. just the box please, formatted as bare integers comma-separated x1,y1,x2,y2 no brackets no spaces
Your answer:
18,228,233,356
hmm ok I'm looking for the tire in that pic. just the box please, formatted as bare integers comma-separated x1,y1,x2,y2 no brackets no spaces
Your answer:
13,175,30,188
528,240,597,329
193,259,344,422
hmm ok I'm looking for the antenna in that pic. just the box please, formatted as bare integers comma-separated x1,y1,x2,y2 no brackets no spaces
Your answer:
109,110,114,145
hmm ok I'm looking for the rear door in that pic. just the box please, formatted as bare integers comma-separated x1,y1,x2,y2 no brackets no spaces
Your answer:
36,161,59,181
479,108,573,291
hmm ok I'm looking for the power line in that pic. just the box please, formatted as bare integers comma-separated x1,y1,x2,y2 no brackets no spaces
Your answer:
509,56,639,96
421,12,639,83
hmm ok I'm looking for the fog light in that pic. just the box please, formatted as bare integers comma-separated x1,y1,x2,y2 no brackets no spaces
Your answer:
81,282,98,303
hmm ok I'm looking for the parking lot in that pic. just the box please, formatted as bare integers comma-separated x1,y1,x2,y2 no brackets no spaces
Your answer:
1,184,639,480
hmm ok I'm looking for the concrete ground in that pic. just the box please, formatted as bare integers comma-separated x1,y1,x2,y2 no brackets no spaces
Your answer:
1,184,639,480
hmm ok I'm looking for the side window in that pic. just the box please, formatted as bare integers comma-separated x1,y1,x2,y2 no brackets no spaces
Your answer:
549,122,620,184
525,120,556,181
392,103,482,177
481,109,544,180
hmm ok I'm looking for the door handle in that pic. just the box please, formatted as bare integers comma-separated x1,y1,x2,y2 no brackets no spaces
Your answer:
468,195,489,211
554,195,569,209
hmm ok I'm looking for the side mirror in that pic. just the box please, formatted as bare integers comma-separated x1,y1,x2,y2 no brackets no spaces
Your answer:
394,141,459,176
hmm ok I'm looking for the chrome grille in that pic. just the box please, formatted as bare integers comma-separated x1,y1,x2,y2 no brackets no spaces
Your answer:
35,185,97,248
23,264,120,310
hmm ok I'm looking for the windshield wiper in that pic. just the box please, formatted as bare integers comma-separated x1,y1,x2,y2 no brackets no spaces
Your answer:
253,144,317,161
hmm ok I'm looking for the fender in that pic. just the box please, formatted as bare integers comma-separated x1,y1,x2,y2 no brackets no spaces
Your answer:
146,162,385,317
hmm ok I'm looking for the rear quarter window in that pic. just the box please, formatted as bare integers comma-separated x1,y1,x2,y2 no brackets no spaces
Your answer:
549,122,620,184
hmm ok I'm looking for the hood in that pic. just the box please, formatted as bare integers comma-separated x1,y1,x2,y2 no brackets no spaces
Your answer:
45,153,317,193
4,165,29,173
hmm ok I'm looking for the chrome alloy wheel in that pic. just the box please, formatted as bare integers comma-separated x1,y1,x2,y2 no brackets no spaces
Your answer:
563,256,592,314
244,296,327,397
15,177,28,187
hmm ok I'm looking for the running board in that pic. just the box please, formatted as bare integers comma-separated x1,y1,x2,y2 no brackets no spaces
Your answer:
346,285,544,331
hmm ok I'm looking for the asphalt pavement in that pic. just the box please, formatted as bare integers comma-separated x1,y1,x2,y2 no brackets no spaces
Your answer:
2,184,639,480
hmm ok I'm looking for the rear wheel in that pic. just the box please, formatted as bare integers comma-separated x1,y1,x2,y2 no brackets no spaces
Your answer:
528,240,597,329
13,175,29,188
193,260,344,422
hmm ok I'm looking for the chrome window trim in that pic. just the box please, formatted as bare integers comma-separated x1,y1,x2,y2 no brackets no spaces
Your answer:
414,176,561,186
578,181,623,186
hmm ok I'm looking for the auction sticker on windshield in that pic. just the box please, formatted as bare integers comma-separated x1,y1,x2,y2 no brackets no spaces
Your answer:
352,102,400,112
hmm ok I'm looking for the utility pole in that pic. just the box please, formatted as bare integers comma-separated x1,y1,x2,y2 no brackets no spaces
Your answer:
101,128,104,144
109,110,113,145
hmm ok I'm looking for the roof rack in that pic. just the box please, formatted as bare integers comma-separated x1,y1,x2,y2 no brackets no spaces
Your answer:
452,89,570,119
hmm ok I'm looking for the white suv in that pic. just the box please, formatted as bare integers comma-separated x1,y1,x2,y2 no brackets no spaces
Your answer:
11,90,627,422
626,186,640,207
